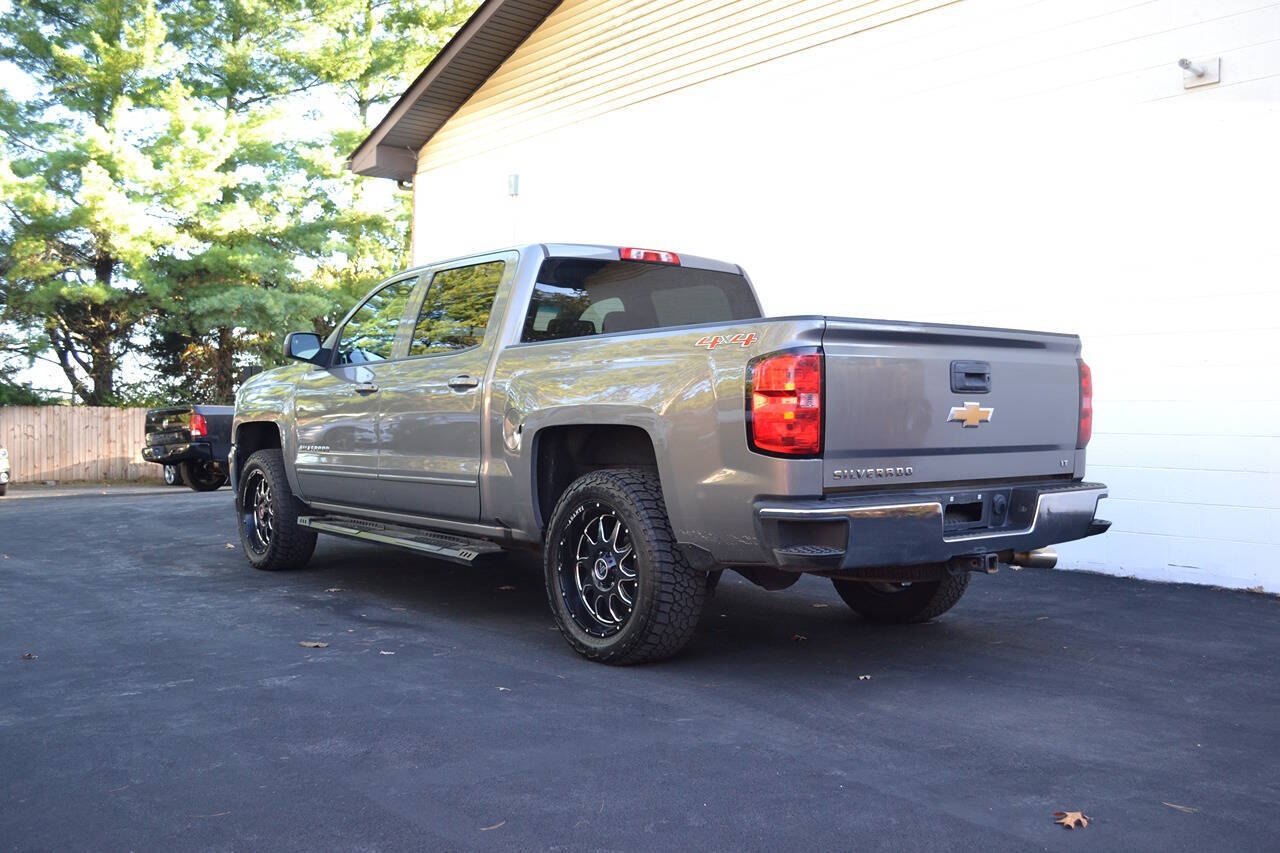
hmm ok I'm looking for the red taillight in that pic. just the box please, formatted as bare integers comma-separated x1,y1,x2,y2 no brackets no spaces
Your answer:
190,411,208,438
1077,359,1092,448
619,247,680,265
748,350,823,457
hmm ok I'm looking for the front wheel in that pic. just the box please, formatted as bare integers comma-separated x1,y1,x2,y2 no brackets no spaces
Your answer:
544,469,706,665
182,459,227,491
831,574,970,624
237,449,316,571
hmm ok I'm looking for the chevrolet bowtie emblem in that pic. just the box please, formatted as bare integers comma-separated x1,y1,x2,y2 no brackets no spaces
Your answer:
947,401,994,427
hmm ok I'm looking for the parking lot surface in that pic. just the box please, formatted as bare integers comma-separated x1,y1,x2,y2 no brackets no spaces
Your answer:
2,489,1277,851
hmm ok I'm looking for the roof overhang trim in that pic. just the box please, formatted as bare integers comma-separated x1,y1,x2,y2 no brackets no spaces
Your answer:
348,0,562,182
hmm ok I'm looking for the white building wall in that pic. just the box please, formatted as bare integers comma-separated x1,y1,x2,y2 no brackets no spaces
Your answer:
414,0,1280,591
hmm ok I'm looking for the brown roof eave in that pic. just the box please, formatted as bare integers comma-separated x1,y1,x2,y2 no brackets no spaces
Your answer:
348,0,563,182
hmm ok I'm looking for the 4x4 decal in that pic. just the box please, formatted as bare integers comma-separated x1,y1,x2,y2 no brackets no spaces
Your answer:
695,332,757,350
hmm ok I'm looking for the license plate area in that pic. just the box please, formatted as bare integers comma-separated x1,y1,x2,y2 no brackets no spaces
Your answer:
942,487,1015,533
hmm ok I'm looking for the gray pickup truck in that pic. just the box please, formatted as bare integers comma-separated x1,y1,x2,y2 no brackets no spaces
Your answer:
232,243,1108,664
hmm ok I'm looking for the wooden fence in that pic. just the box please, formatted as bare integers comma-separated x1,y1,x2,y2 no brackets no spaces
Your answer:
0,406,161,483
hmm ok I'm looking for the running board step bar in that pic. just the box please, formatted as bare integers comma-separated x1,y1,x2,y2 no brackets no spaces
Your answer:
298,515,505,566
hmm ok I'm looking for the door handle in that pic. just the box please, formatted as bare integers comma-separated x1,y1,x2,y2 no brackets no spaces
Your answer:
447,374,480,390
353,382,379,395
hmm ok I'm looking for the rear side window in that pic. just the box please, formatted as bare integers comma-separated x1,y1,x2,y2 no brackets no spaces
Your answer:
409,261,505,356
520,259,760,343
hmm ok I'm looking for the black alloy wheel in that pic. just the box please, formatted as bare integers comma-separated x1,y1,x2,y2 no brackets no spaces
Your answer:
242,468,274,555
235,449,316,571
556,502,640,637
543,469,705,665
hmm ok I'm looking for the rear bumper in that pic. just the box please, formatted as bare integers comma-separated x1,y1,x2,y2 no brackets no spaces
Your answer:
141,441,214,465
754,480,1109,570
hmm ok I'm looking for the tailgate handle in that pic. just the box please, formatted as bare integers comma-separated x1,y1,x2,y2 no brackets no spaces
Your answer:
951,361,991,393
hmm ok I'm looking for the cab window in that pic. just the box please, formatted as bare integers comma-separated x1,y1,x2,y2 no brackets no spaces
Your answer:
408,261,504,356
335,278,418,365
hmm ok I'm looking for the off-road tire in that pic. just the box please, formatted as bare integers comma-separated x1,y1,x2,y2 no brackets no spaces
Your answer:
831,573,970,623
237,449,316,571
163,464,184,486
544,469,706,665
182,459,228,491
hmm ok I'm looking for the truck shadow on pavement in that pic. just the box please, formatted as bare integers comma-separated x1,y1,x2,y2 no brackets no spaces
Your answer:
284,536,1038,676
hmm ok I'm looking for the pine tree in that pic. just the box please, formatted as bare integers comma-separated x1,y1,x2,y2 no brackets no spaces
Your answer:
0,0,181,404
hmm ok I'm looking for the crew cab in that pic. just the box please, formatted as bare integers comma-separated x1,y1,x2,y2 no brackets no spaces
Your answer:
232,243,1108,664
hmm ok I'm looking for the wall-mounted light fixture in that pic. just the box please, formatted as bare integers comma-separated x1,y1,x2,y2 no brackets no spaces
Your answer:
1178,57,1220,89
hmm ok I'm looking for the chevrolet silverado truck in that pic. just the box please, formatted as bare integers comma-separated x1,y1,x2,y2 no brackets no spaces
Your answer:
232,243,1109,664
141,405,233,491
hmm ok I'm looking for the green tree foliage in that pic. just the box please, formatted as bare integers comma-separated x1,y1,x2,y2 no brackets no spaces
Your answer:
0,0,183,404
1,0,475,405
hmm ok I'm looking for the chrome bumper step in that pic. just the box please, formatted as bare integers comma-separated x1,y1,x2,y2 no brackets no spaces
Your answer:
298,515,505,566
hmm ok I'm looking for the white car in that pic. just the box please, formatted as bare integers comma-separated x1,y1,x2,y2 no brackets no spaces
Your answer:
0,446,9,496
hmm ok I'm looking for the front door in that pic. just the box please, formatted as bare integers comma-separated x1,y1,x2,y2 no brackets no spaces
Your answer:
292,276,419,506
375,257,509,519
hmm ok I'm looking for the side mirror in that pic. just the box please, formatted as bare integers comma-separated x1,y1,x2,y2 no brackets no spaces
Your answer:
283,331,324,364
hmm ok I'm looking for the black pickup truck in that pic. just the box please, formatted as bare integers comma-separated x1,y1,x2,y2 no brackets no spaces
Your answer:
141,405,234,491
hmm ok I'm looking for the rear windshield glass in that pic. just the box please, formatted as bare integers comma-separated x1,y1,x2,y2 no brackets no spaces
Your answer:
520,259,760,343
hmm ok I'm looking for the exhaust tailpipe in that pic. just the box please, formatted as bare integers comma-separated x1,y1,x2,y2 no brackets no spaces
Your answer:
1010,548,1057,569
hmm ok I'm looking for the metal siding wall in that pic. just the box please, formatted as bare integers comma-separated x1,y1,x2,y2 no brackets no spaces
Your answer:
417,0,959,171
0,407,159,483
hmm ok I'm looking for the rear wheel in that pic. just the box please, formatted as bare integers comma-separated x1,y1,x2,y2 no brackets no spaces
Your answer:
0,484,6,497
181,459,227,491
831,574,970,623
163,464,184,486
544,469,706,665
237,449,316,571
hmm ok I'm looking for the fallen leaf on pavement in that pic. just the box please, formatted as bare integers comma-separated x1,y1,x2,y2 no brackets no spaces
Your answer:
1054,811,1090,830
379,650,395,655
21,652,36,661
497,686,511,692
1162,802,1198,814
480,820,505,831
299,641,328,649
225,543,235,549
791,633,808,641
858,674,872,681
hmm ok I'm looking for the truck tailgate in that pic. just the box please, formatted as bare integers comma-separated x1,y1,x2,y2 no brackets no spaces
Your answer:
820,319,1082,489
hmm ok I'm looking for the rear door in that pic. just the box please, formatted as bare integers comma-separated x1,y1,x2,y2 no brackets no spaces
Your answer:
374,255,511,519
820,319,1082,489
292,276,419,506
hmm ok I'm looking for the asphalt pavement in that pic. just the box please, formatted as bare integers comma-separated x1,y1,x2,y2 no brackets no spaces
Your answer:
2,488,1277,851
